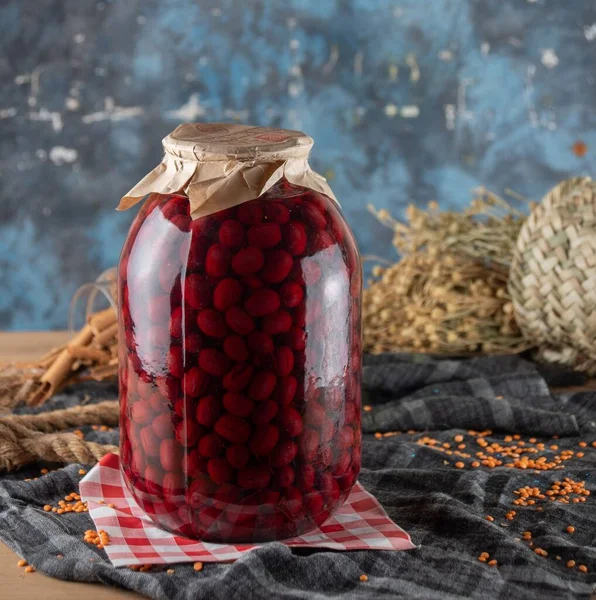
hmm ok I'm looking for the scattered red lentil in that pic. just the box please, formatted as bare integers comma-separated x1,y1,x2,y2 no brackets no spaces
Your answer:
84,529,110,549
47,492,88,514
359,574,369,582
194,562,203,572
17,559,27,567
578,565,588,573
567,560,576,568
139,565,151,572
24,565,36,573
566,526,575,534
363,405,373,412
167,569,175,575
455,462,465,469
40,468,49,475
488,559,497,567
78,469,87,475
579,441,587,448
485,516,494,522
454,435,464,443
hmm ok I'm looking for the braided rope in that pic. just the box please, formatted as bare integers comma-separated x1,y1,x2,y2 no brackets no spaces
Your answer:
0,400,119,472
509,177,596,374
3,400,119,433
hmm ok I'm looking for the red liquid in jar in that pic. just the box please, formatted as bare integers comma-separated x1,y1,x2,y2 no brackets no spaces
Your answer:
118,180,362,542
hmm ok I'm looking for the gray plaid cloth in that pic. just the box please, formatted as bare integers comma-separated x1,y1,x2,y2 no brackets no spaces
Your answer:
0,355,595,599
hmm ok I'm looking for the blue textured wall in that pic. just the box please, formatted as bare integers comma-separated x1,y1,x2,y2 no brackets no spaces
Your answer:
1,0,595,330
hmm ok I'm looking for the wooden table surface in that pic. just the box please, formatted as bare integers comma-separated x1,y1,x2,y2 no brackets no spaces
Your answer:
0,331,139,599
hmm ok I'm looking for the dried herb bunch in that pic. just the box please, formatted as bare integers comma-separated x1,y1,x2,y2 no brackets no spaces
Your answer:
363,188,532,356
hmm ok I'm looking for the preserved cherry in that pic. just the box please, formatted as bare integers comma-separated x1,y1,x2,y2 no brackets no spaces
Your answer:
119,130,361,543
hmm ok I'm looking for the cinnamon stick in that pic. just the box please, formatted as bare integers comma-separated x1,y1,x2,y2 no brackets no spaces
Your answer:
67,346,111,363
95,322,118,347
88,308,117,337
28,324,94,406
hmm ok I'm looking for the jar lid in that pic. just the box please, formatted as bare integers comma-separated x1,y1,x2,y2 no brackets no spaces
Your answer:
118,122,335,218
163,123,314,162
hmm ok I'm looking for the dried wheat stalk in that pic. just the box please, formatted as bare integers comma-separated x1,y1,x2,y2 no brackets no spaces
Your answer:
363,188,532,356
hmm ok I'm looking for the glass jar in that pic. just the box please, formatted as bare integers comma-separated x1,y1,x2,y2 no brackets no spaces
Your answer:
118,125,362,542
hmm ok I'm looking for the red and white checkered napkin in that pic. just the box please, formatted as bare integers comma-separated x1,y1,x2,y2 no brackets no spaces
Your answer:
79,454,415,567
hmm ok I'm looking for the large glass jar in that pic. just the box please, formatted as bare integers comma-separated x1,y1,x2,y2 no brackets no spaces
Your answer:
118,124,362,542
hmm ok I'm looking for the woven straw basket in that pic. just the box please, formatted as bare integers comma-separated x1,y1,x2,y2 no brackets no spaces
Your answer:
508,177,596,374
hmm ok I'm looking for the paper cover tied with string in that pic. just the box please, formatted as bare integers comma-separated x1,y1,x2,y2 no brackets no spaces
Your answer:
118,123,337,219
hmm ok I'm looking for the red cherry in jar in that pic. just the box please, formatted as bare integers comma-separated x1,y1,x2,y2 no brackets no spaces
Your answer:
119,175,361,543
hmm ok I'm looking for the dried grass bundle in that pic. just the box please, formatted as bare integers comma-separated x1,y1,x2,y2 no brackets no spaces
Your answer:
363,188,532,356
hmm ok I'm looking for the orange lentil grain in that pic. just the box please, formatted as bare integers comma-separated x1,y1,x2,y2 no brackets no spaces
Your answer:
454,435,464,443
486,516,494,522
455,462,465,469
359,574,369,582
471,461,480,467
374,432,382,439
40,468,49,475
17,559,27,567
478,556,487,563
363,406,373,412
576,452,584,458
79,469,87,475
488,560,497,566
578,565,588,573
567,560,576,568
24,565,36,573
579,442,587,448
194,562,203,572
167,569,175,575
